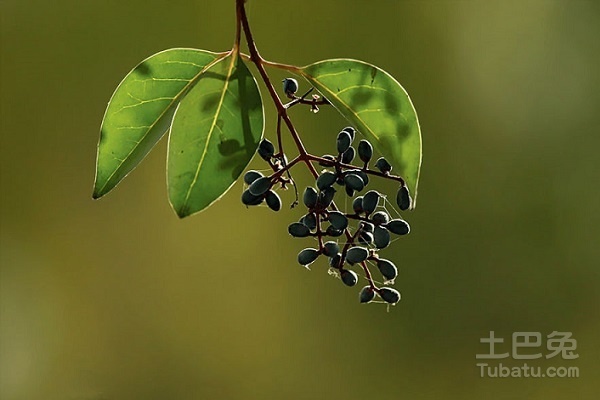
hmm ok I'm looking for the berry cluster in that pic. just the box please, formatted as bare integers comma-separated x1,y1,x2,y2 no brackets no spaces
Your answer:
241,79,413,307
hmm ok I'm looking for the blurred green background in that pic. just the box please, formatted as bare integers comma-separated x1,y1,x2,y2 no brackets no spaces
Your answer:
1,1,599,399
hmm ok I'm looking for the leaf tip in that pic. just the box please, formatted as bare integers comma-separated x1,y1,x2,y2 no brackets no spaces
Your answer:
174,205,191,219
92,188,104,200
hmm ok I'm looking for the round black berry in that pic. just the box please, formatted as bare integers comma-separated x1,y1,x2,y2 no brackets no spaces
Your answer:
359,286,376,303
248,176,272,196
257,139,275,160
375,157,392,173
282,78,299,95
357,140,373,163
243,170,263,185
288,222,311,237
341,146,355,164
326,225,344,237
300,213,317,230
341,269,358,287
337,130,352,154
344,173,364,192
317,186,336,208
317,171,337,191
241,189,263,206
353,196,364,214
359,221,374,233
341,126,356,141
386,219,410,235
329,252,342,269
379,287,401,304
328,211,348,230
346,246,369,264
362,190,380,214
377,259,398,281
265,190,281,211
303,187,318,209
371,211,390,225
358,231,374,245
397,185,412,211
323,241,340,257
373,226,391,249
298,248,320,266
319,154,336,167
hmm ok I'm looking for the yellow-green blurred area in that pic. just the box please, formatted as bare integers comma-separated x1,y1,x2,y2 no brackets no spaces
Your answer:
1,0,599,399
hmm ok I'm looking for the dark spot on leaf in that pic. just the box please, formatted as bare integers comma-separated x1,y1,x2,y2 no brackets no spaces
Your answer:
350,90,374,107
134,62,151,76
370,68,378,85
218,139,242,156
201,93,221,112
383,91,400,114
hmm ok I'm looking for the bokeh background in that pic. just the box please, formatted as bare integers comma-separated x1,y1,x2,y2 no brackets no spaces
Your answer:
1,1,599,399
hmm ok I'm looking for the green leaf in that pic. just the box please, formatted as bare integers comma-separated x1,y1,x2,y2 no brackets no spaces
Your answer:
167,53,264,218
93,48,226,199
300,59,422,207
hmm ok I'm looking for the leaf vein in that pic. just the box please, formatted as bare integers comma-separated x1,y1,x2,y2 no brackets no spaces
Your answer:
96,52,228,195
309,77,381,142
180,55,237,210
